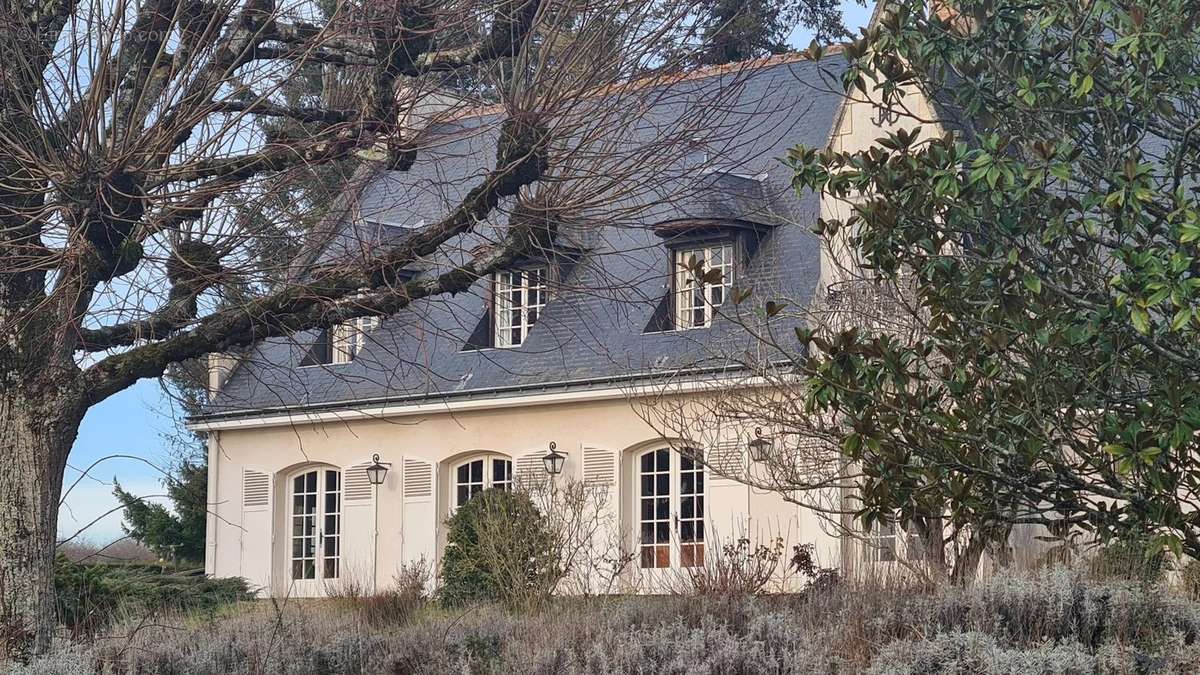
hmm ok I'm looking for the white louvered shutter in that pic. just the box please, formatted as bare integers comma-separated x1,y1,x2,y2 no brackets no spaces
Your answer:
340,460,376,581
708,441,745,484
240,468,273,592
401,458,436,567
402,458,433,500
343,460,374,503
705,441,751,557
581,446,615,485
242,469,270,509
514,452,548,490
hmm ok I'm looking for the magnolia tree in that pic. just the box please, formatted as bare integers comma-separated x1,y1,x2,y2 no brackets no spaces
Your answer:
706,0,1200,578
648,0,1200,581
786,0,1200,567
0,0,847,655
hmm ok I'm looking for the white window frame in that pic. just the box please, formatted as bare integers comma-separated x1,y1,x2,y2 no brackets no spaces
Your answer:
451,454,514,509
674,242,734,330
493,268,548,348
635,448,706,571
330,315,379,364
862,519,923,563
288,467,342,586
862,521,898,562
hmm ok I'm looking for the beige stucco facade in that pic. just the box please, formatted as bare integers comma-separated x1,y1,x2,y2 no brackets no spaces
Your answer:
196,384,841,597
822,68,944,289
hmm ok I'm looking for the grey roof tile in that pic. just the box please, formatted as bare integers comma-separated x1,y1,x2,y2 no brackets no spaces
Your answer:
205,55,845,417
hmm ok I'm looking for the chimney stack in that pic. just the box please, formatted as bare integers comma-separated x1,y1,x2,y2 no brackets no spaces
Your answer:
207,352,239,397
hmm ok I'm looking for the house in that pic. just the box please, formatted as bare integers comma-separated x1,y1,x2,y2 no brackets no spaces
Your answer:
188,48,928,597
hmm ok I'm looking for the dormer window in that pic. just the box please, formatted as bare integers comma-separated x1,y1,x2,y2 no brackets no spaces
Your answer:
302,315,379,366
330,315,379,363
494,268,547,348
674,243,733,330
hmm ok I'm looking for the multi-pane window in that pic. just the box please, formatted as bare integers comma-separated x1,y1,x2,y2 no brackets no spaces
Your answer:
330,315,380,364
862,517,924,562
862,521,897,562
674,243,733,330
491,458,512,491
290,469,341,582
639,449,672,569
453,456,514,508
638,448,706,570
679,455,705,567
494,268,547,347
291,472,318,581
322,471,342,579
455,459,485,506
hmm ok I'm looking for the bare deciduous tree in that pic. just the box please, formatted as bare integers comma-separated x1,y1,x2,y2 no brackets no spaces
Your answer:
0,0,827,655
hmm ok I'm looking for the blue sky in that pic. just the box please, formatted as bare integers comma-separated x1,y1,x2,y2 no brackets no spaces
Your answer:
62,379,179,543
794,1,875,45
62,1,876,545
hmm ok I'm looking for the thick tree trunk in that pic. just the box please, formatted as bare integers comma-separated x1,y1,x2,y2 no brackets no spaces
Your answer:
951,529,989,585
0,390,80,661
911,515,948,572
950,522,1013,584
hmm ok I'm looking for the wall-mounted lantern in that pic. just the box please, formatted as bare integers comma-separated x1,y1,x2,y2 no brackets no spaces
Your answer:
542,441,566,476
366,453,390,485
748,427,773,462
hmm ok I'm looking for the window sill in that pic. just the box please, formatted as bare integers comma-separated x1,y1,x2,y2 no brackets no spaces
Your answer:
467,340,542,352
463,343,525,352
641,325,713,335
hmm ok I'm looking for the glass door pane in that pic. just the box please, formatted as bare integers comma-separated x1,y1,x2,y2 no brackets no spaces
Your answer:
291,471,318,580
322,470,341,580
291,469,341,585
639,449,671,569
679,455,705,567
456,459,485,506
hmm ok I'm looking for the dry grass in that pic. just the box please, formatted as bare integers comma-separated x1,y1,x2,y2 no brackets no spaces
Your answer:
13,565,1200,674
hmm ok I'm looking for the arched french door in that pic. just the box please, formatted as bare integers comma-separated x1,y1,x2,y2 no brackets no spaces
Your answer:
451,455,512,508
636,448,706,582
288,467,341,595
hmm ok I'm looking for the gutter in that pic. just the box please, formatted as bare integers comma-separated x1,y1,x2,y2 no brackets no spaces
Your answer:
187,365,784,432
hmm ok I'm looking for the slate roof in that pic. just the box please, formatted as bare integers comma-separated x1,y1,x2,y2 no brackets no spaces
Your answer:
202,53,848,419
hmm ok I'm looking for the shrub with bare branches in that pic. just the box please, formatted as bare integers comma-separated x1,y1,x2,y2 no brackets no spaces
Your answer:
356,559,432,627
681,536,787,597
0,0,836,656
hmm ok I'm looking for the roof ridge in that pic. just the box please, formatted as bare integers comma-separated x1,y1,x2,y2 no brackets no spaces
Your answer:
681,46,845,82
433,46,846,124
